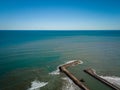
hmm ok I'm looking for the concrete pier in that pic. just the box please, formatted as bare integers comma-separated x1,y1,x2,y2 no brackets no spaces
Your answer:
59,61,90,90
84,68,120,90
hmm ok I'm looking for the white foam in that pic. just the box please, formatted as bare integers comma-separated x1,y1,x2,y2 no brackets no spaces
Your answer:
100,76,120,87
49,69,60,75
58,60,83,68
91,69,120,88
64,60,83,65
49,60,83,75
62,77,81,90
65,60,77,64
27,80,48,90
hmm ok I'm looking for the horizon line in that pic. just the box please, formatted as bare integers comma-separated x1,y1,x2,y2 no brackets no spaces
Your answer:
0,29,120,31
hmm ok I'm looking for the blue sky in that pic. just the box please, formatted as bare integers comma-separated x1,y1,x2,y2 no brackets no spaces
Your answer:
0,0,120,30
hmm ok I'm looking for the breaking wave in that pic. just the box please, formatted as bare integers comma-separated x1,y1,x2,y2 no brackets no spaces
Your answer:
27,80,48,90
64,60,83,65
49,69,60,75
100,76,120,87
49,60,83,75
62,77,81,90
87,68,120,88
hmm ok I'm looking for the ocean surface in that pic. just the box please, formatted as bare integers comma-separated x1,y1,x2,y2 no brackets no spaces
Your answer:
0,30,120,90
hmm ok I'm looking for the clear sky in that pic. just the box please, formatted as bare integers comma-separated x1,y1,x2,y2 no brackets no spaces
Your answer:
0,0,120,30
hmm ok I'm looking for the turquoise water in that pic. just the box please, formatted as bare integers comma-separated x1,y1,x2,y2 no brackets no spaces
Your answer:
0,30,120,90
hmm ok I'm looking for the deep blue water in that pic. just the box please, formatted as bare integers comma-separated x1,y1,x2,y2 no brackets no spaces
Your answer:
0,30,120,47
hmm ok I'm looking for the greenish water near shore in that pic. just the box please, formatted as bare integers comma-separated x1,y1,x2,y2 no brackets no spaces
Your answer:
68,63,113,90
0,30,120,90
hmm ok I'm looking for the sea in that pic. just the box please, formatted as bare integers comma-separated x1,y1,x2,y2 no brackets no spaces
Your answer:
0,30,120,90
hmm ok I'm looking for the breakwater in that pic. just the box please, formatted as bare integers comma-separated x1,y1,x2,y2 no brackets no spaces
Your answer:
59,60,90,90
84,68,120,90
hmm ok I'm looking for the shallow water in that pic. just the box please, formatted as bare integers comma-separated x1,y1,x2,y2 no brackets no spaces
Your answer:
0,30,120,90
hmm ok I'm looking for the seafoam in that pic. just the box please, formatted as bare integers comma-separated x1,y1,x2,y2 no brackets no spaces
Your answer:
49,60,83,75
62,77,81,90
92,69,120,88
27,80,48,90
100,76,120,87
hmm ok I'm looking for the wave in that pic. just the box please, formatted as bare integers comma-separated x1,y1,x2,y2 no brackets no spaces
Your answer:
100,76,120,87
87,68,120,88
27,80,48,90
49,69,60,75
49,60,83,75
64,60,83,65
62,77,81,90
